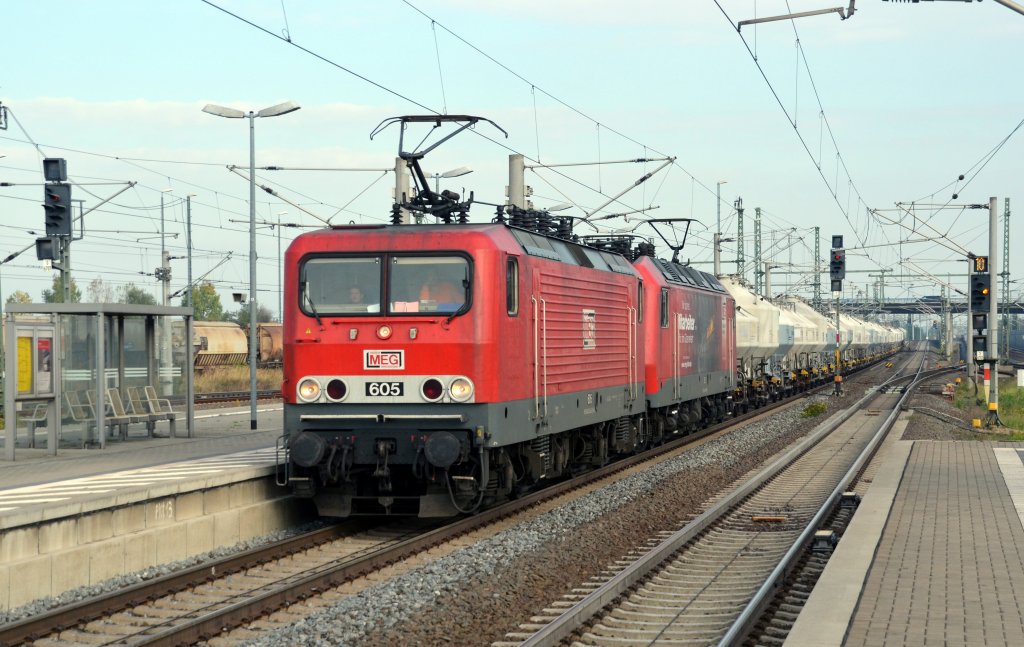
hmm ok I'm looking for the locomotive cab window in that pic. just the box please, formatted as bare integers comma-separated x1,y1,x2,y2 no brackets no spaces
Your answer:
389,255,470,315
507,256,519,316
637,281,643,322
660,288,669,328
300,256,382,315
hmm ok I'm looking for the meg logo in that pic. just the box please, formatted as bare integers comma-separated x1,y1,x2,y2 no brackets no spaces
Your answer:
364,349,404,370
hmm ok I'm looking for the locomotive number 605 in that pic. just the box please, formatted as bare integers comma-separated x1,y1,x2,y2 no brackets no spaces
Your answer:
365,381,404,397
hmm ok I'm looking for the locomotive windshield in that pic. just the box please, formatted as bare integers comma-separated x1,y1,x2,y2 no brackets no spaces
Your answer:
301,256,382,314
389,256,469,314
298,254,469,317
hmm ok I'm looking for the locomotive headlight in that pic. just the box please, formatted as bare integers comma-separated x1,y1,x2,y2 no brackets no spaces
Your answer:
297,378,322,402
449,377,474,402
377,324,393,340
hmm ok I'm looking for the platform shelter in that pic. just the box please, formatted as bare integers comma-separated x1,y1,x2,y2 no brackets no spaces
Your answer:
2,303,194,459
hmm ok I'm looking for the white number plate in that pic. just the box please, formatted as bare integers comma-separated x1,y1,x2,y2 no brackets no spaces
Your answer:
365,381,404,397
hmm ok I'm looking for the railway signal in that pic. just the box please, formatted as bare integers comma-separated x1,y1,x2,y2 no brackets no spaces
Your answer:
970,273,991,312
43,183,72,237
829,248,846,281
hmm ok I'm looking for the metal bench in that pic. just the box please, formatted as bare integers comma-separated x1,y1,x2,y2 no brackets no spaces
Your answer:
143,385,178,437
127,386,175,436
106,388,150,440
17,402,49,448
85,390,134,441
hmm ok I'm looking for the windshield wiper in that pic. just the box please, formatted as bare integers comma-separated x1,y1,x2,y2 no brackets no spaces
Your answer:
304,290,323,327
444,279,471,325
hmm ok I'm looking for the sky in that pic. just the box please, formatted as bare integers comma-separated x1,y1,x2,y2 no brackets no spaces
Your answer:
1,0,1022,320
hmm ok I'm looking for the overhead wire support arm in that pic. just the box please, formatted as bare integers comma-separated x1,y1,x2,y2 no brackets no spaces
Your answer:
225,165,330,225
525,156,672,170
255,165,393,172
994,0,1024,15
582,157,674,221
169,253,233,299
738,1,856,29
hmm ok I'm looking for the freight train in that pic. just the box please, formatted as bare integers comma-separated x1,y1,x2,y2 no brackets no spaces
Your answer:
170,321,283,369
278,115,904,518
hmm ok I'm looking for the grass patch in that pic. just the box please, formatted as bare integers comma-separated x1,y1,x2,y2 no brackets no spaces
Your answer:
193,366,282,394
801,402,827,418
952,379,1024,432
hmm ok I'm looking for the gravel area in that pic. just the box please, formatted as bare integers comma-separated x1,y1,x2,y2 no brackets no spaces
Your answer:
903,381,1016,441
899,347,1016,440
0,520,329,626
239,383,871,647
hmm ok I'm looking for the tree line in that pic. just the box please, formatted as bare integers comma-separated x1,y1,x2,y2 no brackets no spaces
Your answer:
4,275,275,324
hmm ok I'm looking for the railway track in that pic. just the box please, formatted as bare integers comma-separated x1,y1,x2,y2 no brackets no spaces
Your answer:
0,356,902,646
180,390,281,406
495,352,944,647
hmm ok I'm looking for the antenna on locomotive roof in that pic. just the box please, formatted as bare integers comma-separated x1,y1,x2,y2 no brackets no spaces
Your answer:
644,218,701,264
371,115,508,225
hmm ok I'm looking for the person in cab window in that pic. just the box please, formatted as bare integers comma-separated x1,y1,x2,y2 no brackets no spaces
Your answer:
419,268,463,305
349,286,365,304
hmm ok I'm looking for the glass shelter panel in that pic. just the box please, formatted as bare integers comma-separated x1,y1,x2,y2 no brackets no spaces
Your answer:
61,314,98,447
122,317,150,393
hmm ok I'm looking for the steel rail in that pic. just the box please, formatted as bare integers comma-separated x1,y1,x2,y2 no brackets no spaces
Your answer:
718,358,950,645
0,523,362,646
517,350,921,647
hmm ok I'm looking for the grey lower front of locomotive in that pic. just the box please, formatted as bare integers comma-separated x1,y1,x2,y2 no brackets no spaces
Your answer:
283,380,645,517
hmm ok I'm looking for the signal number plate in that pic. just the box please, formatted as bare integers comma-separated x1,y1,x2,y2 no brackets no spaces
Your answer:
365,381,404,397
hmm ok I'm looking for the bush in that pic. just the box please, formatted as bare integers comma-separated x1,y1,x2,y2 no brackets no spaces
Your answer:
801,402,827,418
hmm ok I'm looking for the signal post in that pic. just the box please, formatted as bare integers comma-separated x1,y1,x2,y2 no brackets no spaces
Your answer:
830,235,846,396
968,198,1001,426
969,197,1001,425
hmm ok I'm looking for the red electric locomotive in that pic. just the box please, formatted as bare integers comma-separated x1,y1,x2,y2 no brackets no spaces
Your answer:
282,222,647,516
581,231,736,445
635,254,736,435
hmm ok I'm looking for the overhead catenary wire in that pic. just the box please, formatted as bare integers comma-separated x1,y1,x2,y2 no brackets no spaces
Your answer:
198,0,681,223
711,0,889,273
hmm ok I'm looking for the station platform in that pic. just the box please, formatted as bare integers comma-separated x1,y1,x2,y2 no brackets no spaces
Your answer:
0,402,283,530
787,435,1024,646
0,402,316,611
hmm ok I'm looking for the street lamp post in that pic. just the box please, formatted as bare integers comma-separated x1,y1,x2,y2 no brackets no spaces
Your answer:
276,210,288,322
203,101,300,430
186,194,196,309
